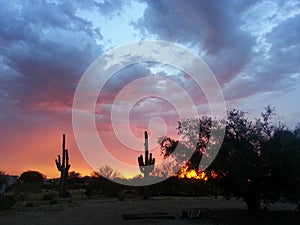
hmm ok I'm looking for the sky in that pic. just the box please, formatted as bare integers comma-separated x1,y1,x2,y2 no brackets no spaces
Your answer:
0,0,300,178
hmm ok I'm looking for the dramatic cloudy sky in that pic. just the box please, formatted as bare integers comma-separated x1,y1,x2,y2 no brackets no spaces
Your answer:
1,0,299,178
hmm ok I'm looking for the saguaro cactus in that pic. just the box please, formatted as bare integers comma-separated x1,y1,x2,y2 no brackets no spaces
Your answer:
138,131,155,199
55,134,71,197
138,131,155,179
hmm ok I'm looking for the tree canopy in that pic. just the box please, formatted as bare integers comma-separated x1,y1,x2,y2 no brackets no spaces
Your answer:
18,170,46,184
159,106,300,211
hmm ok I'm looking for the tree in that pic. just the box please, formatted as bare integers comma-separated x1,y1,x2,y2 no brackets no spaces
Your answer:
69,171,82,180
17,170,46,193
201,106,299,211
151,157,178,178
159,107,282,211
18,170,45,184
225,110,264,211
90,166,124,198
159,116,225,173
68,171,82,186
159,136,188,163
210,107,279,211
261,127,300,207
97,165,122,180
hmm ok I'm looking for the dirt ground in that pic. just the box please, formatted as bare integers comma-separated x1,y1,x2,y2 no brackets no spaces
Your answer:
0,196,299,225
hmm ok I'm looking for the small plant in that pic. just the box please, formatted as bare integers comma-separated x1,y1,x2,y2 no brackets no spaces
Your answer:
85,187,95,199
49,199,58,205
25,201,35,207
42,192,57,201
15,182,42,193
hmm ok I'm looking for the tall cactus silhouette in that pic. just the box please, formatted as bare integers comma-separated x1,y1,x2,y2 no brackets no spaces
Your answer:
138,131,155,179
55,134,71,197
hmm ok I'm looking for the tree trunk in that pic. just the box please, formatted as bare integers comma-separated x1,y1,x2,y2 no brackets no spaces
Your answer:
244,180,261,212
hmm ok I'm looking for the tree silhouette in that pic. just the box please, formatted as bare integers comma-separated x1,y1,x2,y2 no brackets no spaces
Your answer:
18,170,45,184
68,171,82,187
261,128,300,208
97,165,122,180
158,106,300,211
160,115,225,173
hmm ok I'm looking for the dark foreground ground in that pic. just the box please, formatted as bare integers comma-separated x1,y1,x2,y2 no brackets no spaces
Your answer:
0,196,299,225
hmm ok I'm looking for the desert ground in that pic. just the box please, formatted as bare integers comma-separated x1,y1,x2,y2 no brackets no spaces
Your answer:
0,195,299,225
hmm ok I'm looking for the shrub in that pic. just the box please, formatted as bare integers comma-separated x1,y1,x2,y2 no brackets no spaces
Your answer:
15,183,42,193
0,195,16,210
25,201,35,207
42,193,57,201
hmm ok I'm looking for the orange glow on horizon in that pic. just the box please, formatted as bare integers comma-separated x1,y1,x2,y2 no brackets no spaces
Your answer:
0,115,172,180
177,166,219,181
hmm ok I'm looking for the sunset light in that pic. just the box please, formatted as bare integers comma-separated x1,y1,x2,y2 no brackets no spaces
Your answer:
177,166,209,181
1,0,299,180
0,1,299,224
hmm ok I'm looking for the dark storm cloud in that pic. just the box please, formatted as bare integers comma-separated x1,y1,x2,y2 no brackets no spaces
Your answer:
0,0,125,117
224,13,300,100
136,0,256,84
266,14,300,75
1,0,299,119
135,0,300,102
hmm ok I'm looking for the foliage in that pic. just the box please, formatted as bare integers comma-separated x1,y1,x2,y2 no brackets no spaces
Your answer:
151,157,178,178
42,192,57,201
150,176,211,196
0,195,16,210
0,171,7,186
69,171,82,181
68,171,84,189
159,106,300,211
16,170,45,193
160,115,226,172
18,170,45,184
15,182,43,193
261,128,300,206
84,167,124,198
159,136,189,163
97,165,122,180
